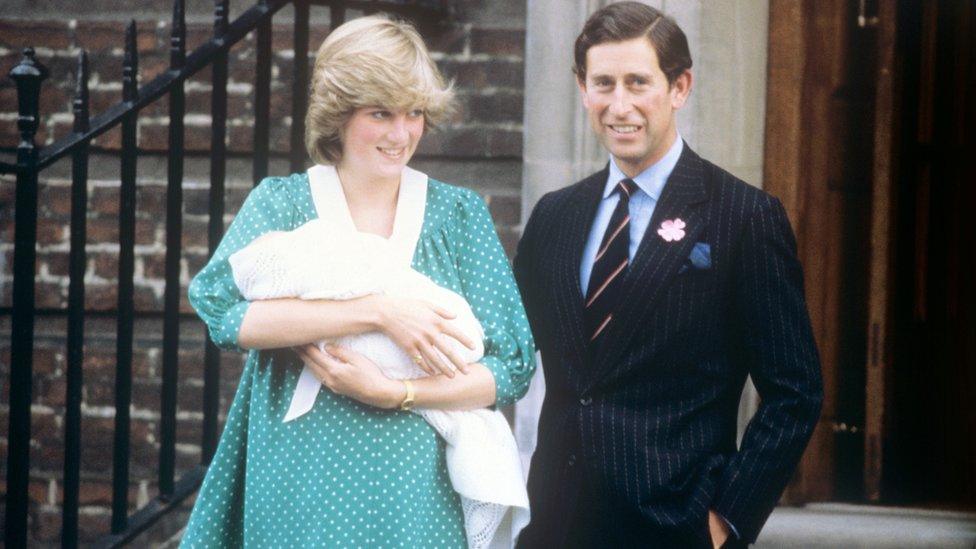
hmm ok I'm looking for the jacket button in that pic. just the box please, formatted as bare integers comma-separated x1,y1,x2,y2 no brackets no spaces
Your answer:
580,397,593,406
567,454,577,467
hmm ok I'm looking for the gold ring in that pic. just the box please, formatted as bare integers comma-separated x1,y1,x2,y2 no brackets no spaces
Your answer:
412,354,423,365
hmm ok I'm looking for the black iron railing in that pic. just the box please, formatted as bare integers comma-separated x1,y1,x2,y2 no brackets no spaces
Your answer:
1,0,449,546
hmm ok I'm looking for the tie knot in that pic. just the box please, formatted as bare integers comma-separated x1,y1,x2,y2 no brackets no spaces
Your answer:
616,178,637,200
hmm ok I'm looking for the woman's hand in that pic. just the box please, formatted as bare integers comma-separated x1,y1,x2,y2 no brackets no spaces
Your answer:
295,344,404,409
371,295,477,378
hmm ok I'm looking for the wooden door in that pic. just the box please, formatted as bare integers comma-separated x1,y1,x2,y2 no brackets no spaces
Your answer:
765,0,881,502
768,0,976,506
875,0,976,507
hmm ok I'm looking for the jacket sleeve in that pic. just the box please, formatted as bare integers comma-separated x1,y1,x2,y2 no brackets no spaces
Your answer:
711,196,824,542
512,192,552,343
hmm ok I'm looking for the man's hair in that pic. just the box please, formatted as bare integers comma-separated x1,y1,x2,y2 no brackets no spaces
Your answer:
305,15,455,165
573,1,692,86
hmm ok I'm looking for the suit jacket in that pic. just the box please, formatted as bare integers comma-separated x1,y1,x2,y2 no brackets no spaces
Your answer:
513,146,823,548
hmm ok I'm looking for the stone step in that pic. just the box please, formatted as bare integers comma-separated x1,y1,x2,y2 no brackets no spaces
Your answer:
756,504,976,548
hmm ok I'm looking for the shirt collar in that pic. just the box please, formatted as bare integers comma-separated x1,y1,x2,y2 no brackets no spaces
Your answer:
604,135,684,201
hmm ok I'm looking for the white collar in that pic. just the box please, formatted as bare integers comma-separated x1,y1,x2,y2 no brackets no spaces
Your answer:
306,164,428,267
605,135,684,201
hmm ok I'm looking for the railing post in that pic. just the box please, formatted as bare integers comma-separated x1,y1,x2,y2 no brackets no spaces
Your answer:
203,0,230,464
5,47,48,549
62,49,90,549
290,0,310,173
112,20,140,534
160,0,187,502
252,6,272,186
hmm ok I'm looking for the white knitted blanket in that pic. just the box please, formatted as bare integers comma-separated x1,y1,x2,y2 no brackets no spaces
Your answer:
228,219,529,549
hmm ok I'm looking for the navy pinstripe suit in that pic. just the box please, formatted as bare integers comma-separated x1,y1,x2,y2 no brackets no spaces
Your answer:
514,146,823,548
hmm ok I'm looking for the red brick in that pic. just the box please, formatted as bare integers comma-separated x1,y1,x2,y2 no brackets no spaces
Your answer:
228,53,257,85
270,124,291,154
38,183,72,218
74,20,158,54
84,283,116,310
85,217,158,247
141,53,172,85
87,50,124,84
156,21,215,57
227,124,253,152
130,378,162,411
38,373,66,407
36,280,67,309
140,252,167,279
487,194,520,226
470,29,525,57
90,251,118,279
0,117,19,148
180,219,209,249
424,24,467,55
38,250,69,277
77,416,158,475
133,285,163,311
77,508,112,543
136,185,167,218
46,119,74,145
33,347,65,376
0,20,72,50
138,122,213,152
36,218,67,246
181,186,208,216
225,186,249,215
92,126,121,150
184,123,215,151
89,185,119,216
33,505,62,542
89,88,122,117
495,226,518,261
42,85,72,116
273,22,327,53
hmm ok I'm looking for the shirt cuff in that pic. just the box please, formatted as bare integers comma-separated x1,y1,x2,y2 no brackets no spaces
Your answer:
214,300,251,352
480,354,515,407
718,512,740,540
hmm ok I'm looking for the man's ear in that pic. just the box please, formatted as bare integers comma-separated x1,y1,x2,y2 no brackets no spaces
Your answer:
670,69,693,110
577,76,591,110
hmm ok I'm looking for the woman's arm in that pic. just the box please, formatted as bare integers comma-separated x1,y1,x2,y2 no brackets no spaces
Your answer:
296,344,496,410
237,296,384,350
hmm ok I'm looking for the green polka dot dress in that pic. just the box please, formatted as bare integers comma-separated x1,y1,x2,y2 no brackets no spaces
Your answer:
181,172,536,548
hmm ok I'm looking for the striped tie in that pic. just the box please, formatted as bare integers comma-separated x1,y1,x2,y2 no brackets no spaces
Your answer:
585,178,637,343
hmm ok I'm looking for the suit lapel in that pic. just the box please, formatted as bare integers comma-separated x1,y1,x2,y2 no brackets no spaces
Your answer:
551,167,606,391
584,147,710,391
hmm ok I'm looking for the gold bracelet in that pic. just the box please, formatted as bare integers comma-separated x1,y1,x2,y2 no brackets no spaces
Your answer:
398,379,415,411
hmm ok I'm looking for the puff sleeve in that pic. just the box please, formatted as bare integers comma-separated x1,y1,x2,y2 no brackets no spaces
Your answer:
453,189,537,407
187,177,304,352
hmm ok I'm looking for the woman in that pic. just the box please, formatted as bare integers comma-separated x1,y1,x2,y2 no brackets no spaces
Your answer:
181,15,536,548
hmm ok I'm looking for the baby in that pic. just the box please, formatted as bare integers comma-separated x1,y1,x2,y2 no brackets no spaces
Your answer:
228,219,528,549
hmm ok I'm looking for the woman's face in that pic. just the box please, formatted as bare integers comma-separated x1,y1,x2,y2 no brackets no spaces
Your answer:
339,107,425,181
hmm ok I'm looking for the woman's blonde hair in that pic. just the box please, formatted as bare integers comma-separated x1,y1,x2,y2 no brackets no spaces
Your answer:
304,15,455,165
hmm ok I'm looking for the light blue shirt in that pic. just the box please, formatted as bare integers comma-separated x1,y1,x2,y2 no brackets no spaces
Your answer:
580,136,684,295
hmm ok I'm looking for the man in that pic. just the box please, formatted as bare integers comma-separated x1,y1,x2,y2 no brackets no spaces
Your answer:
513,3,823,548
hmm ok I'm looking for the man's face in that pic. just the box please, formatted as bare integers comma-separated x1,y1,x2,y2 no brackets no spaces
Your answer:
578,37,691,177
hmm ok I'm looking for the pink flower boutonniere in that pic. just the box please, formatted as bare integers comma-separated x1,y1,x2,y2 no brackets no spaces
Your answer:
657,218,686,242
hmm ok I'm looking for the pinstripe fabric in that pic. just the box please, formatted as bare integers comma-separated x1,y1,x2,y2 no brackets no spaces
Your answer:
513,146,823,548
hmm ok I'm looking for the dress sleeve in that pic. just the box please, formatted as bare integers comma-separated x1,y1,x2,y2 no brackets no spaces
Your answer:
454,190,537,407
187,177,299,352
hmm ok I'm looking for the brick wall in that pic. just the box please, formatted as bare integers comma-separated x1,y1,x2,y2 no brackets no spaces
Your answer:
0,5,525,545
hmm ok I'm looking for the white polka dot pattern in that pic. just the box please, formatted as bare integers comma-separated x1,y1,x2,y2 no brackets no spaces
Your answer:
181,174,536,547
